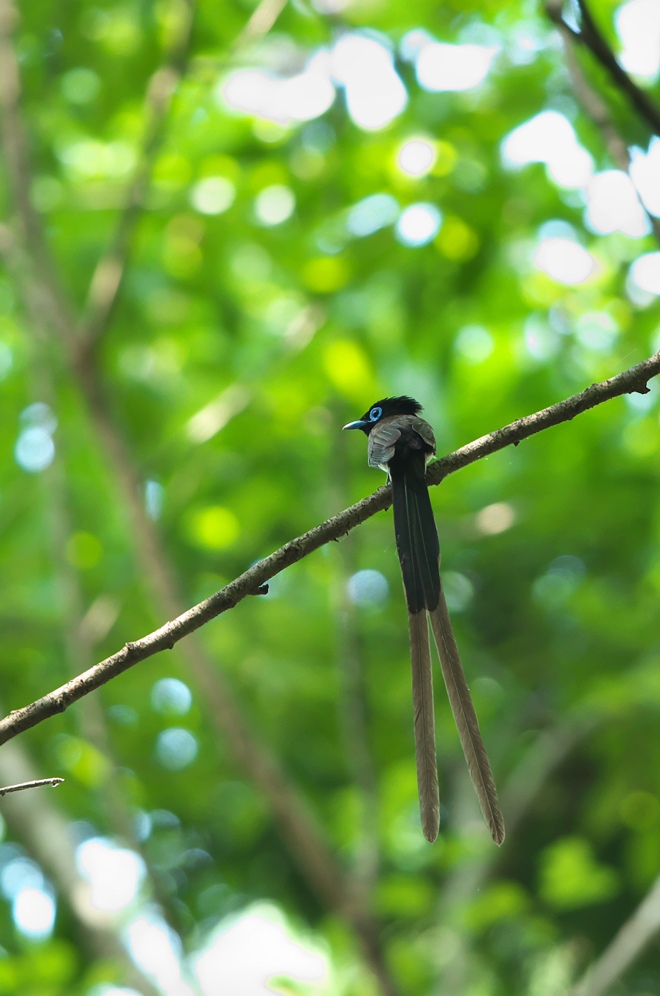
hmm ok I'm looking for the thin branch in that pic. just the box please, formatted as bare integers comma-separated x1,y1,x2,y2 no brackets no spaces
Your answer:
545,3,660,297
572,875,660,995
1,348,658,746
547,0,660,137
426,347,659,484
0,14,396,990
0,777,64,796
0,740,161,996
0,5,398,991
574,0,660,137
547,0,630,169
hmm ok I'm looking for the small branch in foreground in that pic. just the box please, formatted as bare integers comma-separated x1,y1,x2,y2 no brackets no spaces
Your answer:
0,777,64,797
0,349,658,746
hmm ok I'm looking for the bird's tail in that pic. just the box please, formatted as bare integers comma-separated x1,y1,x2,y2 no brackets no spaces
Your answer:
391,453,441,842
391,453,505,846
429,592,505,845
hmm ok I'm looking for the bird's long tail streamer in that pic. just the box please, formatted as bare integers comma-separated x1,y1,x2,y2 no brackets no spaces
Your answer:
391,453,505,845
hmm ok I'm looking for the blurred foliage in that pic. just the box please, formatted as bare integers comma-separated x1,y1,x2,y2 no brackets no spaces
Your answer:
1,0,660,993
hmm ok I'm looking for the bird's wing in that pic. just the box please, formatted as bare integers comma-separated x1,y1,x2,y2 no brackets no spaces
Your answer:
409,416,436,457
367,420,402,470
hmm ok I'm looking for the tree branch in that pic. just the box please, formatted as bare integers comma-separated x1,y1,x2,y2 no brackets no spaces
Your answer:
1,348,658,746
546,0,630,170
575,0,660,137
0,6,398,991
0,777,64,796
547,0,660,137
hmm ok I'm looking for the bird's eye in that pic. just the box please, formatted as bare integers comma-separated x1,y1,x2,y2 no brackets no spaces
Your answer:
369,406,383,422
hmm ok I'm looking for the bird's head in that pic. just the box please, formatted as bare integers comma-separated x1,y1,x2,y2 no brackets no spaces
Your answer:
343,396,423,434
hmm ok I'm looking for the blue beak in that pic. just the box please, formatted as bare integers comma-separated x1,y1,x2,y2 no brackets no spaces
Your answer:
343,419,367,430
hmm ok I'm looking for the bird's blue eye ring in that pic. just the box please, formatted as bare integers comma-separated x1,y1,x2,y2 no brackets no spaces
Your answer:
369,406,383,421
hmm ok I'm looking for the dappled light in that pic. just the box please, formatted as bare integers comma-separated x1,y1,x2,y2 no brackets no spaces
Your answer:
193,903,329,994
347,568,390,607
534,235,597,285
502,110,594,189
1,0,660,992
77,838,145,913
415,40,499,92
396,138,437,177
395,202,442,246
616,0,660,79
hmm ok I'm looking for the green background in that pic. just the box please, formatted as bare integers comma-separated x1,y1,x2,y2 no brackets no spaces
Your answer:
1,0,660,992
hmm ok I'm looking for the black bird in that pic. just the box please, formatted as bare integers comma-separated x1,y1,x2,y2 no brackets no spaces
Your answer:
344,396,504,845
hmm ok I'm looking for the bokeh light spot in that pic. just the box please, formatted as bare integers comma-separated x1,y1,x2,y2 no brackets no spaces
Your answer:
629,252,660,295
397,139,436,177
539,837,618,910
616,0,660,79
395,203,442,246
347,193,399,237
416,42,497,92
190,177,236,215
13,888,55,939
77,839,145,913
534,237,596,285
220,62,335,125
630,138,660,217
331,34,407,132
347,569,389,607
254,185,295,226
151,678,193,717
155,728,199,771
475,503,516,536
15,428,55,473
501,111,593,190
61,67,101,104
585,170,649,238
1,857,43,899
186,506,240,550
145,479,164,520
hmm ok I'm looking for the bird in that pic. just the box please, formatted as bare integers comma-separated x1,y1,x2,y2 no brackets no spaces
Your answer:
343,396,504,845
